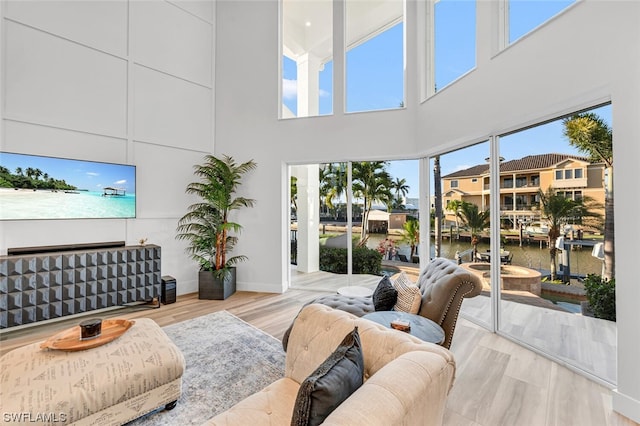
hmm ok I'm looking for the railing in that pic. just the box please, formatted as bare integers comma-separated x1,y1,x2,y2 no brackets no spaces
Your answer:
501,204,537,211
553,177,588,188
500,182,541,189
290,230,297,265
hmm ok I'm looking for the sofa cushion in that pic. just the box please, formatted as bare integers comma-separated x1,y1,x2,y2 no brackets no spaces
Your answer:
372,276,397,311
204,378,300,425
291,327,364,426
393,272,421,314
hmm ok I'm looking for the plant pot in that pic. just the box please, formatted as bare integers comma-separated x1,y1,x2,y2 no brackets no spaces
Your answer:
198,267,236,300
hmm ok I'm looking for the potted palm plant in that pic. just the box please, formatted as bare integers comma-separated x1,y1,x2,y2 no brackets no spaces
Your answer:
176,154,257,299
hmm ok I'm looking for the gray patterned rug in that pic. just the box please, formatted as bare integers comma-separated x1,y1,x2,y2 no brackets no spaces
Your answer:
127,311,286,425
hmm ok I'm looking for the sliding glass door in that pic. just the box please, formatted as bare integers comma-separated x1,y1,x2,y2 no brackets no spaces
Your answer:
289,159,419,292
430,103,616,385
496,103,616,384
429,142,492,329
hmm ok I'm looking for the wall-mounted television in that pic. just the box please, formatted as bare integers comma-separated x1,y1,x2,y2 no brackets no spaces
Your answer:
0,152,136,220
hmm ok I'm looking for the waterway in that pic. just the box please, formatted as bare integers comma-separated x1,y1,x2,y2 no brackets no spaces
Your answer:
365,233,603,278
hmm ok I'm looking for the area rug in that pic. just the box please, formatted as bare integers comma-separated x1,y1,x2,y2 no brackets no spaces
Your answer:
127,311,286,425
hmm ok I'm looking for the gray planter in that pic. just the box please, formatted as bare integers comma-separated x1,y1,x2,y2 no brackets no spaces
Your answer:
198,267,236,300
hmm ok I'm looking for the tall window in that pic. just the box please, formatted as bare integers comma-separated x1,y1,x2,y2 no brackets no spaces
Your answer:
430,142,491,328
289,158,419,291
346,0,404,113
281,0,333,118
498,103,615,385
432,0,476,93
509,0,576,44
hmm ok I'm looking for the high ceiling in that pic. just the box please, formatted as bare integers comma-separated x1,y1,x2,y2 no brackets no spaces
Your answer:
282,0,403,64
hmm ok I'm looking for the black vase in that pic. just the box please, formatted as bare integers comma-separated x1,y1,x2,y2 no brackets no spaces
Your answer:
198,267,237,300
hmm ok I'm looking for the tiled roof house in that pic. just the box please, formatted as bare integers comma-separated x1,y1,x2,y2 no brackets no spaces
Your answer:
441,153,605,228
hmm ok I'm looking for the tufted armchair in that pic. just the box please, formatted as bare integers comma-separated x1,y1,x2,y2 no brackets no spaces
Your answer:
283,257,483,350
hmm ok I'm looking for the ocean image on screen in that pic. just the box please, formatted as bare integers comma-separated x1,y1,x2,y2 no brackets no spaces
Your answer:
0,152,136,220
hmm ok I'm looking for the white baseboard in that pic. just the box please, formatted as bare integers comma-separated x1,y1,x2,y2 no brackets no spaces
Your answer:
236,280,286,294
613,389,640,424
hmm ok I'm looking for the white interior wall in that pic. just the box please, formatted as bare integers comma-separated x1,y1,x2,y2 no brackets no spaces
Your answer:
0,0,215,296
1,0,638,421
213,0,639,421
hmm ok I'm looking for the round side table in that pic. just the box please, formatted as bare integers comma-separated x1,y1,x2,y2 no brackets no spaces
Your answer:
337,286,374,297
362,311,445,344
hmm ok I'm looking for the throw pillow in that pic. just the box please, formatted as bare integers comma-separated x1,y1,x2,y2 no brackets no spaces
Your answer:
291,327,364,426
393,272,422,314
372,276,398,311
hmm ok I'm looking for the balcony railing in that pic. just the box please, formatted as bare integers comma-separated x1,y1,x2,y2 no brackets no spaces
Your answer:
516,181,541,188
487,183,540,190
553,178,588,188
501,204,537,211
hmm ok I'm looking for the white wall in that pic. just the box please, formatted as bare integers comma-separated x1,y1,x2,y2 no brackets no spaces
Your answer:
0,0,215,296
1,0,638,421
213,0,640,421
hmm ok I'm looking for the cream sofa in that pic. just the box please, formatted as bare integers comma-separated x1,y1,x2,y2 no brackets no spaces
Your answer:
205,303,456,426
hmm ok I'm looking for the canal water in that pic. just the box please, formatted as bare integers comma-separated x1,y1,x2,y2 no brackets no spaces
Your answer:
365,234,603,278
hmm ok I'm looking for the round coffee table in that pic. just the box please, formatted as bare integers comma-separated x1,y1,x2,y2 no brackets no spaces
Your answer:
337,286,374,297
362,311,445,344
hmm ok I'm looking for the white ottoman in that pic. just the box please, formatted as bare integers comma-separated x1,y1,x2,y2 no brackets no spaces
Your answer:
0,318,185,425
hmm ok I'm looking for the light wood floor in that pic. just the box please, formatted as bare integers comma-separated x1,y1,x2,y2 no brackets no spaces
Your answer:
292,266,619,386
0,290,636,426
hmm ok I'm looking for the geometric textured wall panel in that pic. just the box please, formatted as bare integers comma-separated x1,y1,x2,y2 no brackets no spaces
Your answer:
0,245,161,329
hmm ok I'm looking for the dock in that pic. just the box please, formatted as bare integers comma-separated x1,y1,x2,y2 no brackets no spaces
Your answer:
103,187,126,196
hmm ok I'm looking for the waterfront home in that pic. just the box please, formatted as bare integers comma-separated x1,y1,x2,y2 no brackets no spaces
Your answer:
441,153,606,230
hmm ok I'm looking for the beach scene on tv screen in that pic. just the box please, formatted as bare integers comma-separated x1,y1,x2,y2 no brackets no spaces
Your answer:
0,152,136,220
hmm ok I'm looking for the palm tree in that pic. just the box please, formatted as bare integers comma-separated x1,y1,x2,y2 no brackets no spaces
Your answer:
15,167,23,176
391,177,409,208
318,165,329,213
446,199,463,238
433,156,443,257
457,201,490,260
400,218,420,260
290,176,297,216
25,167,35,180
563,112,614,279
318,167,330,216
352,161,392,244
319,163,347,219
390,198,406,210
177,155,257,278
538,187,602,281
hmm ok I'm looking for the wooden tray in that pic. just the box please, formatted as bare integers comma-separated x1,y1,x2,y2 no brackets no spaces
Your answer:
40,319,135,351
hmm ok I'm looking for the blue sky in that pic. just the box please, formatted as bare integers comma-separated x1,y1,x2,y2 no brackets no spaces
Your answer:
392,103,611,199
283,0,596,199
0,152,136,192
